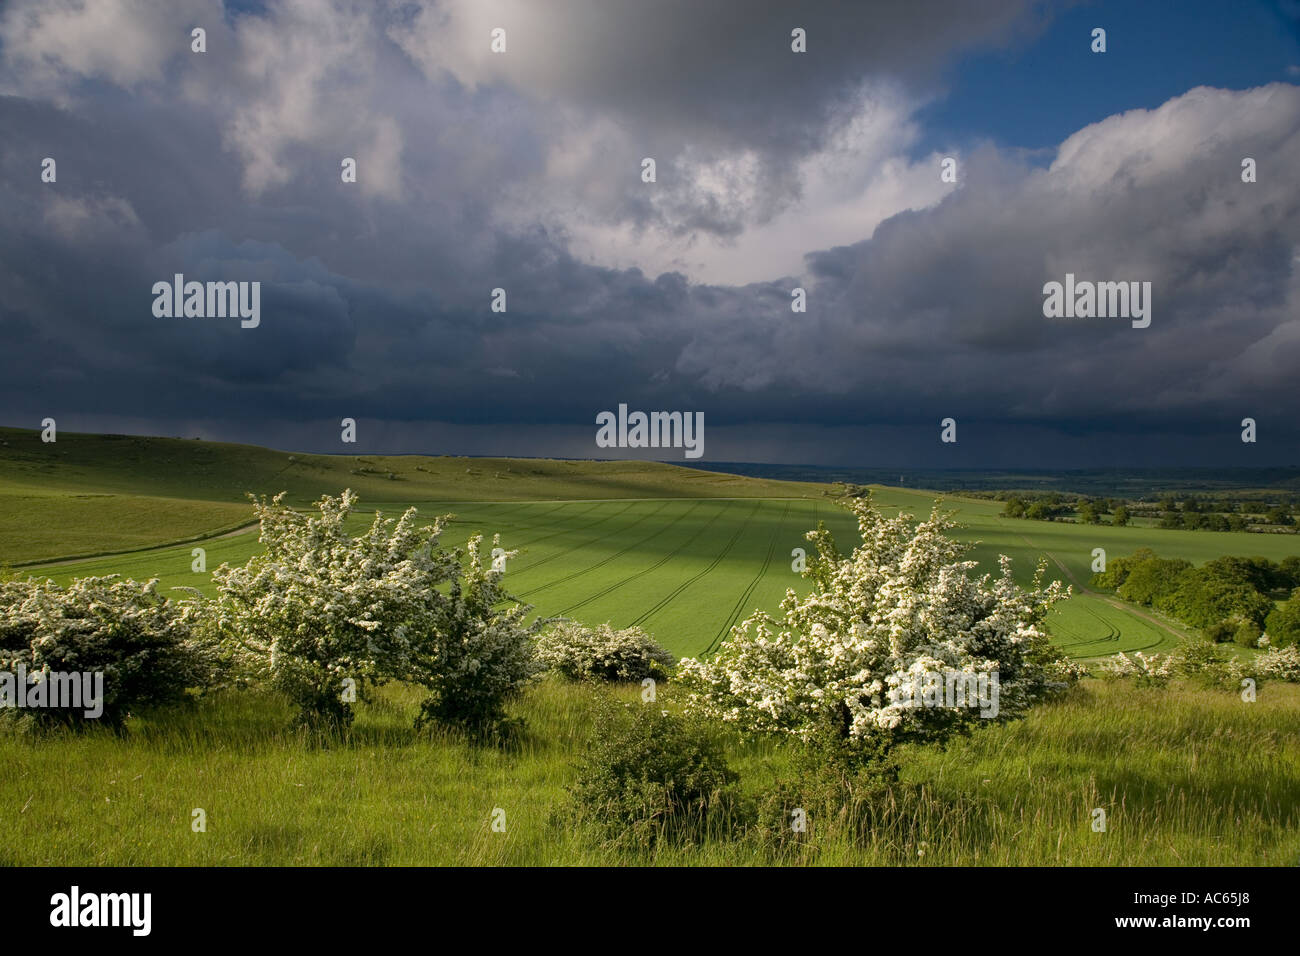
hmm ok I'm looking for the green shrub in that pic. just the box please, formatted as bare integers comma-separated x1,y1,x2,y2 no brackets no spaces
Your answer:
752,755,899,859
1265,592,1300,649
1117,556,1191,606
1233,618,1263,648
535,620,674,683
1167,640,1250,692
1164,571,1272,630
1091,547,1156,590
1203,619,1235,644
568,699,740,850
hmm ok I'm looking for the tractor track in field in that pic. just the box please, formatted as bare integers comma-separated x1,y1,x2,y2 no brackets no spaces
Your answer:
514,500,678,596
1004,522,1192,653
556,499,729,616
21,520,261,569
704,500,791,655
471,500,608,550
630,499,762,629
501,500,643,572
1051,597,1121,653
445,499,576,537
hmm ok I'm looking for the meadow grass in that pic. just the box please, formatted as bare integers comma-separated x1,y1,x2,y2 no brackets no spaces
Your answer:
2,678,1295,866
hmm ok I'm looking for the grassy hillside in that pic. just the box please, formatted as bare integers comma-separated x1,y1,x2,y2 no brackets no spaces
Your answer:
0,426,819,504
0,426,820,564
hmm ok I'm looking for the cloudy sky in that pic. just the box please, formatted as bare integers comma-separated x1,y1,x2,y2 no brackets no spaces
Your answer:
2,0,1299,467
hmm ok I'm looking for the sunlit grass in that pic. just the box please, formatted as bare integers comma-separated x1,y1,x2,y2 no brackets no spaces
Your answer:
2,678,1295,866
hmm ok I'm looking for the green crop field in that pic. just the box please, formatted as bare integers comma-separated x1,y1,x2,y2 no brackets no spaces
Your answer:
3,427,1299,660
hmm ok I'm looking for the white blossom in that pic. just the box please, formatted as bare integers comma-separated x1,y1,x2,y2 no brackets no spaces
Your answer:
676,493,1074,749
191,490,539,729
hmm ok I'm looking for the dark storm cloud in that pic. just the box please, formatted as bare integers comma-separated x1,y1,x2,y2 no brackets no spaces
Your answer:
1,1,1298,467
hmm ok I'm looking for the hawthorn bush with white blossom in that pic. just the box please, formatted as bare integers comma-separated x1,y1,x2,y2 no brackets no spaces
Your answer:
411,531,542,732
198,491,540,731
1255,644,1300,682
536,620,675,682
1097,640,1300,690
1097,650,1173,688
0,575,210,728
676,494,1076,759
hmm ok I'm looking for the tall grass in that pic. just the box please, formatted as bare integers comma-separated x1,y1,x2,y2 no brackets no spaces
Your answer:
1,678,1296,866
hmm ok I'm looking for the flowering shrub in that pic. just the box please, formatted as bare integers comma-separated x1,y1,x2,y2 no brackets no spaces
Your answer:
0,575,210,728
1099,639,1292,691
1167,640,1252,691
536,620,674,682
410,532,542,733
1048,657,1092,683
200,491,539,731
1254,644,1300,682
676,494,1074,759
1097,650,1173,688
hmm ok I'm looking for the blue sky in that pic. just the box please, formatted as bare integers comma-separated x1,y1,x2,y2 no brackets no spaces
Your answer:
916,0,1300,158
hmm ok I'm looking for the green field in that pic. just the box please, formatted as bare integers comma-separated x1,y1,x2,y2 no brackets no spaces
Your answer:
4,427,1300,660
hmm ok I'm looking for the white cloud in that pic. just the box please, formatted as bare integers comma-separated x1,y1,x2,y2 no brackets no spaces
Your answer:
43,194,142,240
495,83,955,285
0,0,216,100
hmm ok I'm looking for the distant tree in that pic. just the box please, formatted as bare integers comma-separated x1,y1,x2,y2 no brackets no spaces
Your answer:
1203,514,1229,532
1091,547,1158,590
829,482,868,499
1266,506,1294,527
1203,619,1235,644
1159,511,1183,530
1265,592,1300,648
1111,504,1130,527
1201,556,1276,594
1118,556,1192,607
1227,514,1248,532
1234,618,1263,648
1164,568,1272,630
1002,497,1026,519
1025,501,1050,521
1280,556,1300,590
1076,501,1101,525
